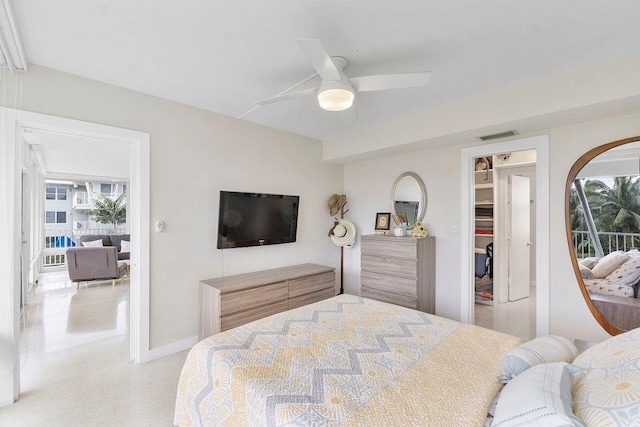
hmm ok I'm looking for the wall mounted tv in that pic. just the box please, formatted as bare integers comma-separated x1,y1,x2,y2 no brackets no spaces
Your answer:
217,191,300,249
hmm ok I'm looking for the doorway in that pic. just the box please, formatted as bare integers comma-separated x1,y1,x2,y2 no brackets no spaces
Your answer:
460,135,550,338
473,156,537,340
0,108,150,407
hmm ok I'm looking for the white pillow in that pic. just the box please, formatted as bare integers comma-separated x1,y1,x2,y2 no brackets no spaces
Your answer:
606,256,640,286
572,328,640,425
591,251,630,279
492,362,585,427
82,239,103,248
120,240,131,253
579,257,599,269
499,335,579,383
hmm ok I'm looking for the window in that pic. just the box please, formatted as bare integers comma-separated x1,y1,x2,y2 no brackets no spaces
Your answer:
101,183,112,194
45,211,67,224
45,187,67,200
45,188,56,200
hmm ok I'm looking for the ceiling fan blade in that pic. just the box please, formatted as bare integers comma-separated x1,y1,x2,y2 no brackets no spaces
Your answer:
297,39,341,81
351,72,431,92
339,106,357,124
255,88,318,106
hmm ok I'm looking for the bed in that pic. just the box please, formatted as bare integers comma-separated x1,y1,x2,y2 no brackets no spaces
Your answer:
174,294,521,426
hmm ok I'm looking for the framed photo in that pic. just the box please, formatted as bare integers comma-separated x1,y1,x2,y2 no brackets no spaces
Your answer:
393,212,407,225
375,212,391,232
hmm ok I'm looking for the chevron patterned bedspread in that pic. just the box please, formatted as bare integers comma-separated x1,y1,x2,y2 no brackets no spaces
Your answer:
174,294,521,426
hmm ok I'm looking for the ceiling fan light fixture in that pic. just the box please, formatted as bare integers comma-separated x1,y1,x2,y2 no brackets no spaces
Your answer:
317,80,355,111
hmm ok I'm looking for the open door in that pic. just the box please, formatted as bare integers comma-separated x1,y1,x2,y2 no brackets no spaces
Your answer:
20,172,29,315
508,175,531,301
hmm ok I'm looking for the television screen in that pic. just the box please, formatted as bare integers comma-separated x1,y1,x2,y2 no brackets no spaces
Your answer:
217,191,299,249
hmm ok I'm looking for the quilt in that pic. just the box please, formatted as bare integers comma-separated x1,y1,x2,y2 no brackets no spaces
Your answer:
174,294,520,426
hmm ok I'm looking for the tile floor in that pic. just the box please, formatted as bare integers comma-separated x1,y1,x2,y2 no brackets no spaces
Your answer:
0,271,187,427
474,286,537,341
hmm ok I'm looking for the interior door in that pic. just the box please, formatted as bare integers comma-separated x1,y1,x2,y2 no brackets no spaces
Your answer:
20,172,29,315
508,175,530,301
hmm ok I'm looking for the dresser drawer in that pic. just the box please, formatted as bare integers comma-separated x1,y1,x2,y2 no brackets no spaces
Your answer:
221,281,288,316
361,255,417,279
361,286,417,309
361,270,417,298
221,300,289,331
361,238,417,259
289,271,335,298
288,288,336,310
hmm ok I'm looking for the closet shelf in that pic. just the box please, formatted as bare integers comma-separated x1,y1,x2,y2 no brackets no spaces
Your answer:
475,218,493,222
474,169,494,174
475,200,493,205
475,233,494,237
475,183,493,189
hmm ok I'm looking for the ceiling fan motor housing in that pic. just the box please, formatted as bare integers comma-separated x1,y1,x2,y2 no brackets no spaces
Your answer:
317,72,355,111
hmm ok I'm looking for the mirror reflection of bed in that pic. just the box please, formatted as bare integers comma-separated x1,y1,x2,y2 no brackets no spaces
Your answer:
568,139,640,332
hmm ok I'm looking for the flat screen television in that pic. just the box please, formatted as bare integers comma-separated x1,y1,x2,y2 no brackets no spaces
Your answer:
217,191,300,249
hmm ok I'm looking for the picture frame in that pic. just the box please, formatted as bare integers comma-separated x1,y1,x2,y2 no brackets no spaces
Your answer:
375,212,391,232
393,212,407,226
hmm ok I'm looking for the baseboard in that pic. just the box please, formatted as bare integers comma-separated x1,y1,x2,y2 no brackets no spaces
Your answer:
147,335,198,361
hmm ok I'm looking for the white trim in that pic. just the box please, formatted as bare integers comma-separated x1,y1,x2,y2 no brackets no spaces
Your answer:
147,335,198,361
0,108,152,408
18,110,152,363
0,107,20,407
460,135,550,337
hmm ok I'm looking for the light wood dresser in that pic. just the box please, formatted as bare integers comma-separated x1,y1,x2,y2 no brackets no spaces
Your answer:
199,263,336,339
360,234,435,314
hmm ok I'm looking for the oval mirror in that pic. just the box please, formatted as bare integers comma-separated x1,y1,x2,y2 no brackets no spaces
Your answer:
566,136,640,335
391,171,427,228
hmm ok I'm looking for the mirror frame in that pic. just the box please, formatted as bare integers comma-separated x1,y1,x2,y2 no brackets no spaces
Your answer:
391,171,427,227
565,135,640,336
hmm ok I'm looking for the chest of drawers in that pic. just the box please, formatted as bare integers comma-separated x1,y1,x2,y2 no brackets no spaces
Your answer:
200,263,336,339
360,235,435,313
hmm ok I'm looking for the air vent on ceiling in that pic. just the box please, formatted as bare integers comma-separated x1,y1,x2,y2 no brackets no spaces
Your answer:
477,130,519,141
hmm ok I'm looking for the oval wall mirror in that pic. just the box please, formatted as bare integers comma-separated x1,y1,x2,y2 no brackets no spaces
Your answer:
566,136,640,335
391,171,427,228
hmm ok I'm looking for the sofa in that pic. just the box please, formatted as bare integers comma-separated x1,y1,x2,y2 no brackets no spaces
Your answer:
66,246,127,288
78,234,130,260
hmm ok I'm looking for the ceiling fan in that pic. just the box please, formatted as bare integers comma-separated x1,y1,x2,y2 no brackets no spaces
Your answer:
254,39,431,121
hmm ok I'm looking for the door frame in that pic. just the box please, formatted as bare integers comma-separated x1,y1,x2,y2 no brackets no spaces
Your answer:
0,108,151,407
460,135,550,336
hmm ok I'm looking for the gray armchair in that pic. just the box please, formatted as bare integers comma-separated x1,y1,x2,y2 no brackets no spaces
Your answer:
66,246,127,289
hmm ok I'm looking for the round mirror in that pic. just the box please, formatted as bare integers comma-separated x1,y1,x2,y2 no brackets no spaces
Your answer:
566,136,640,335
391,171,427,228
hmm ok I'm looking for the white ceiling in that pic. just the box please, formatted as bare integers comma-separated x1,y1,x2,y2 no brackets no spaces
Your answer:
13,0,640,141
24,129,130,179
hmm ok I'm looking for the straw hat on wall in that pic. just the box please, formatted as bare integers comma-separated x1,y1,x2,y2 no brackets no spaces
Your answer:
328,194,347,216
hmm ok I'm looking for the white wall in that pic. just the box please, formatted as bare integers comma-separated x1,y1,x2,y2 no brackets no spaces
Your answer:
2,65,343,349
325,52,640,161
344,112,640,344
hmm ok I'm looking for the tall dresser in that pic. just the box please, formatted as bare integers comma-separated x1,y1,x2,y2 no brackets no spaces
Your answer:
360,234,435,314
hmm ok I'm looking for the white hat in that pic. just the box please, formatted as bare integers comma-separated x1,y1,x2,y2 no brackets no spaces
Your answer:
330,219,357,247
